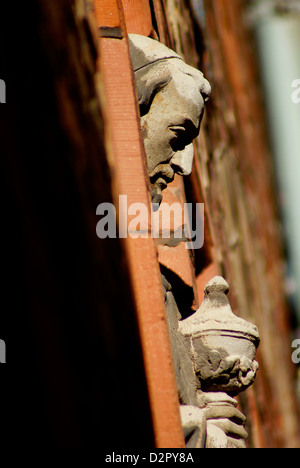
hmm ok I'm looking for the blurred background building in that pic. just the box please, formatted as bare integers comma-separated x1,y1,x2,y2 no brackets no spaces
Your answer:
249,0,300,327
249,0,300,408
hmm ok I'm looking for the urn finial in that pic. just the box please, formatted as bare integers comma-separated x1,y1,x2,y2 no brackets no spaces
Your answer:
179,276,260,396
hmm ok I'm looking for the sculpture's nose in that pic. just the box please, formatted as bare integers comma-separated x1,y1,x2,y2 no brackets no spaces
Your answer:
171,143,194,176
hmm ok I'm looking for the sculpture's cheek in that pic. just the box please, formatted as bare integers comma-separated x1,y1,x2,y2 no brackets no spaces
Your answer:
141,120,149,140
141,117,175,173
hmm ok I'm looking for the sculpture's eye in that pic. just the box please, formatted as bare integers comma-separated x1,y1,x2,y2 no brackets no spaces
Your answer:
169,126,190,151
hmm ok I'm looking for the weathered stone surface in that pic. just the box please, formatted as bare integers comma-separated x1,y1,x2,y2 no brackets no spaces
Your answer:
162,273,199,406
178,277,259,447
129,31,261,448
179,405,206,448
129,34,211,205
180,277,260,396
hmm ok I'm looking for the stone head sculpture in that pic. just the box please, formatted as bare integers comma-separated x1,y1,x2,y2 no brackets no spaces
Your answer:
129,34,211,205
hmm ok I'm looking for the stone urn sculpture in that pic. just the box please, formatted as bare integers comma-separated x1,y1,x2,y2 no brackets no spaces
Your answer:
179,276,260,448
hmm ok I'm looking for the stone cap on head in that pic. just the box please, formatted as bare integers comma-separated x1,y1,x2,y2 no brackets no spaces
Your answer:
128,34,183,72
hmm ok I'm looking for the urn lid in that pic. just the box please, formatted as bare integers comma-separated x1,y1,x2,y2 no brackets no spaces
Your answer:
179,276,260,345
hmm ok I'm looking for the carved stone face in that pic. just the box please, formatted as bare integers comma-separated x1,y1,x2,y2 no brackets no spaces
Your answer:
129,35,211,204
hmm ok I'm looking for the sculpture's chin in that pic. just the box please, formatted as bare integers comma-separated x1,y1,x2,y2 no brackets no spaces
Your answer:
150,184,163,209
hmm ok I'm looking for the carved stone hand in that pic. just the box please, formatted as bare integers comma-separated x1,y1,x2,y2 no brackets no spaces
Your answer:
180,393,248,448
201,393,248,448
